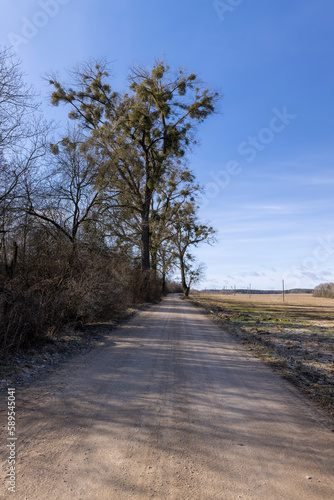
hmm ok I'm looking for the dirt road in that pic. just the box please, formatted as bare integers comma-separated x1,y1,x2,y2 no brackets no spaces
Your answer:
1,295,334,499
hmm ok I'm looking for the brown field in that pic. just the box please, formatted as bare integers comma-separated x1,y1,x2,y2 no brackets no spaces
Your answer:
195,292,334,316
187,293,334,416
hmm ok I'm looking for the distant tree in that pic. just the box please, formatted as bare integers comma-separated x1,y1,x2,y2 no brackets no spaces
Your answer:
313,283,334,298
180,257,206,294
170,202,216,296
149,163,200,277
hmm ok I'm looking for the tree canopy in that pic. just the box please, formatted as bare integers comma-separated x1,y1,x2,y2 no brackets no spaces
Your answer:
49,60,219,277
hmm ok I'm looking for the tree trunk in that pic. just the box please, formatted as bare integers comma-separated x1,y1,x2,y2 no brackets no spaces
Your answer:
5,241,18,279
141,203,150,271
151,248,157,274
162,271,166,295
180,256,189,297
68,240,78,269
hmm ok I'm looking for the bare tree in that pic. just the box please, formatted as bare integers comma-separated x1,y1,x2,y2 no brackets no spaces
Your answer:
26,128,105,258
0,47,50,280
171,202,216,296
0,47,37,149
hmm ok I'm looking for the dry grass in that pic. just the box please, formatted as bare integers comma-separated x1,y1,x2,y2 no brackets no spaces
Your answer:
187,293,334,417
195,292,334,313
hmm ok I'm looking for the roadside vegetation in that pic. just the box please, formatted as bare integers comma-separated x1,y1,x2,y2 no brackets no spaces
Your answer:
0,47,218,356
314,282,334,298
187,293,334,416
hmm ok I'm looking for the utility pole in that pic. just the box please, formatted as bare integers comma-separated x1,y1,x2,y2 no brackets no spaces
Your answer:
282,279,285,302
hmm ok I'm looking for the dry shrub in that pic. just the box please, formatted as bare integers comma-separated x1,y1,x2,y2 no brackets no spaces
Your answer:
0,287,47,351
0,227,163,354
63,250,135,322
130,268,162,303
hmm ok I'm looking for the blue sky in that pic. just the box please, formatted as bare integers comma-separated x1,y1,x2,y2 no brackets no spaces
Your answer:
1,0,334,290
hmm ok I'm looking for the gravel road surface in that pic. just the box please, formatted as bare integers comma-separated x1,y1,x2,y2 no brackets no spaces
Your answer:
1,295,333,499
